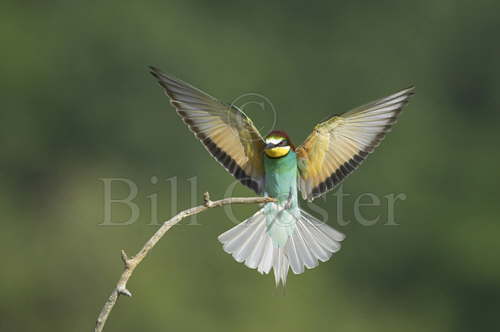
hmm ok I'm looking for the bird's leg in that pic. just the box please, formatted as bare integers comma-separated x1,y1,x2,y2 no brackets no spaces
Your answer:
284,190,293,209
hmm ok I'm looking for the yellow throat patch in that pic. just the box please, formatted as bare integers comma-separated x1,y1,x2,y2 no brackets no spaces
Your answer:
265,146,291,158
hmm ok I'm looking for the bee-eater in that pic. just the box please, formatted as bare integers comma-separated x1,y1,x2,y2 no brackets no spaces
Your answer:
150,67,414,285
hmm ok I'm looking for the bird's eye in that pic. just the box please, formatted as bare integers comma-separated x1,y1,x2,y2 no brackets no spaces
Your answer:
278,140,287,146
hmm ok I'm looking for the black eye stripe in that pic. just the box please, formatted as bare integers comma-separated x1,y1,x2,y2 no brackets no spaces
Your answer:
266,138,288,147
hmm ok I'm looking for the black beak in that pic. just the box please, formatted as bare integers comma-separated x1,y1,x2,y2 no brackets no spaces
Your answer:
265,143,275,149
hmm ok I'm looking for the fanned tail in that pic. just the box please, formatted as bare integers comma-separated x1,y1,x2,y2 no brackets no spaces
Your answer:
218,207,345,286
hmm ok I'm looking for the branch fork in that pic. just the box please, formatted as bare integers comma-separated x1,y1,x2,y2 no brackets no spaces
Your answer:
95,192,275,332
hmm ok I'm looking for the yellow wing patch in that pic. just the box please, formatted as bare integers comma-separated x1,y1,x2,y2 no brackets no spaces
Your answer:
296,87,415,201
150,67,265,193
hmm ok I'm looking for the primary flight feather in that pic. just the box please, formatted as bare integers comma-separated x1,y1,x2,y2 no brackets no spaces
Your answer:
150,66,414,285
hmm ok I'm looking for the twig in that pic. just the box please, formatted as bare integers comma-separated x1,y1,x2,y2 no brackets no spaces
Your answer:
94,192,275,332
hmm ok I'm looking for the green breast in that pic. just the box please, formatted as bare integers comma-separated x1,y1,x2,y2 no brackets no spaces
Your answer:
264,150,298,203
263,150,299,247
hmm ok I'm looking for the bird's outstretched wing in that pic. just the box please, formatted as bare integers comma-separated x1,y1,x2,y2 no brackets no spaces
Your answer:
150,67,265,193
296,87,415,201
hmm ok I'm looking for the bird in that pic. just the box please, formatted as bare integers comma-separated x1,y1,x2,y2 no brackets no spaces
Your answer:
149,66,414,286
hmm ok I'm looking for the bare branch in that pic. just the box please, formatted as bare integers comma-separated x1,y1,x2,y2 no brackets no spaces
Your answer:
94,192,275,332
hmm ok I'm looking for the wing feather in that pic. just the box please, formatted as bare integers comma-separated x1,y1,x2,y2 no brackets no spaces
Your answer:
296,87,415,201
150,67,265,193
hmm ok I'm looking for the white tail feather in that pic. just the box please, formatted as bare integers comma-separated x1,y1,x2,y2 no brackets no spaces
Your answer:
218,207,345,286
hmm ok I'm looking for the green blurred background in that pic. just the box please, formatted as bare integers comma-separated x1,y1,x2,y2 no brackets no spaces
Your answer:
1,1,499,331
